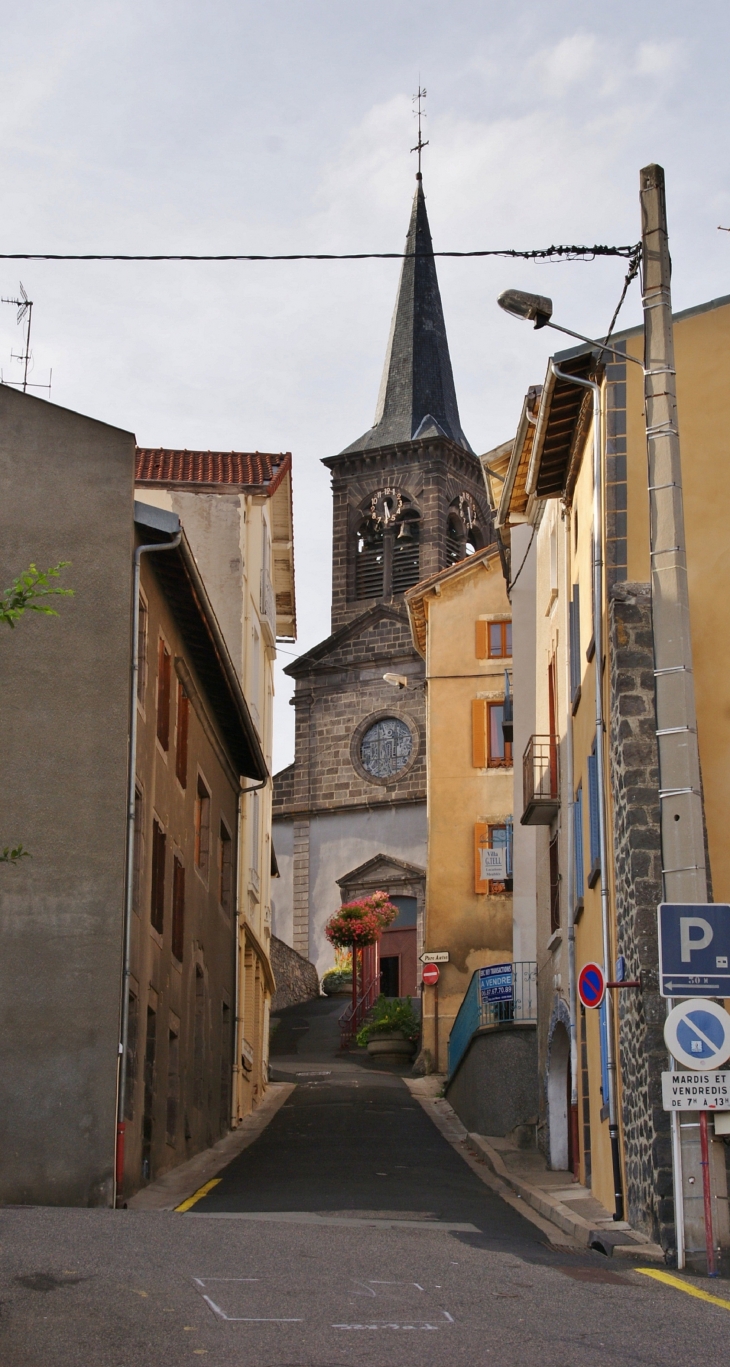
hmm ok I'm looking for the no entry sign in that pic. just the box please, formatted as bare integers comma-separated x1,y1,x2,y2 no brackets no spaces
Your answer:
422,963,440,987
578,962,606,1010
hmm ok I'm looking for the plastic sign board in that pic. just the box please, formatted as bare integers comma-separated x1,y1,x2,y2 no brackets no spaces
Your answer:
422,963,440,987
657,902,730,998
663,999,730,1071
480,847,507,882
578,962,606,1010
479,963,513,1004
662,1070,730,1111
420,951,449,963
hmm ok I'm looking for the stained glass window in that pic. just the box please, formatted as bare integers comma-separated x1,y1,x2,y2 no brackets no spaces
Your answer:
360,717,412,779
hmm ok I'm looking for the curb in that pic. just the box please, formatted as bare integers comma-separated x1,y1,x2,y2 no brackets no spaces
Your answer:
465,1132,665,1261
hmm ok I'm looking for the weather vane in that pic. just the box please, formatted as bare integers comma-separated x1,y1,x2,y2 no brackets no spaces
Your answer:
411,85,429,180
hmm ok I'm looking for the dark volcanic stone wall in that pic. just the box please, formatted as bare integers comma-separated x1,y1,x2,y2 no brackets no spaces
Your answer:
608,582,673,1251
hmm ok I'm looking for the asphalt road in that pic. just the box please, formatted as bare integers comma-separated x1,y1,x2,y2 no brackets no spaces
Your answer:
1,995,728,1365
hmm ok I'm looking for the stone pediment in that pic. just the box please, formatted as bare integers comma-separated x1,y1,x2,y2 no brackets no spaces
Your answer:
284,603,418,678
336,853,425,892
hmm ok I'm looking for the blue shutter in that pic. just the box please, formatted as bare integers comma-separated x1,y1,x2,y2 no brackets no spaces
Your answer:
505,818,513,878
599,997,610,1112
573,786,585,902
569,586,581,702
587,750,600,871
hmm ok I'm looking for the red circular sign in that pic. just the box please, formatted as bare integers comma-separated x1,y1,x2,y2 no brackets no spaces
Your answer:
422,963,440,986
578,961,606,1010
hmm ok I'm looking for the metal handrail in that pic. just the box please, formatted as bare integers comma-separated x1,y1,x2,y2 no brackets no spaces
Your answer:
447,961,538,1078
339,972,380,1047
523,733,559,807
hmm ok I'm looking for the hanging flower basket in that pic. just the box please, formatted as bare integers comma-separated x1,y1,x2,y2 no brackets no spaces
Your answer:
324,891,398,949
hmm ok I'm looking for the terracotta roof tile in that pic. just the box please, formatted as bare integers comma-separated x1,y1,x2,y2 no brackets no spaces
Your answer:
135,447,291,495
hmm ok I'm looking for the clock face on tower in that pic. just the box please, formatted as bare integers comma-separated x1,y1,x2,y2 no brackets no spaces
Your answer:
360,717,413,779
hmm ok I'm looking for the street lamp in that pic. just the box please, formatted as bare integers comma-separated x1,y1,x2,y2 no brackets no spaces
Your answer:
497,288,641,367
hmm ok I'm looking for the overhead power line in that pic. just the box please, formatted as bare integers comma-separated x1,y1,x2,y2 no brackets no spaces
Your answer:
0,243,640,264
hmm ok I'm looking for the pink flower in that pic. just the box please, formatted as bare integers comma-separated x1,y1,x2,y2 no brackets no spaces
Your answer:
324,891,398,948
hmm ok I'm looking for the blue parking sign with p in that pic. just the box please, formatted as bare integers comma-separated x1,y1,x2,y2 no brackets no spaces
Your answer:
658,903,730,998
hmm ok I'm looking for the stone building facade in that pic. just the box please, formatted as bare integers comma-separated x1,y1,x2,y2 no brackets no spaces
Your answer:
272,176,492,980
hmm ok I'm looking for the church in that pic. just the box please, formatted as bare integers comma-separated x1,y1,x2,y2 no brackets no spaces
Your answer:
271,173,493,989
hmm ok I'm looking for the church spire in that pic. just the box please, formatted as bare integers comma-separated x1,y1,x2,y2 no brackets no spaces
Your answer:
340,178,473,457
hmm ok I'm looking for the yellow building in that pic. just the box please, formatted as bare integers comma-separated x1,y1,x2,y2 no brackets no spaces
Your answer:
405,545,515,1074
135,448,296,1119
497,291,730,1258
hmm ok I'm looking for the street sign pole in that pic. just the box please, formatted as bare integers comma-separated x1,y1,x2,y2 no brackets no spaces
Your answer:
641,165,710,1272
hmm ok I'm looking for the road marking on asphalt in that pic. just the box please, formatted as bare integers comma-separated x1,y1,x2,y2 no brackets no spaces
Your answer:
175,1178,221,1212
637,1268,730,1309
185,1210,478,1231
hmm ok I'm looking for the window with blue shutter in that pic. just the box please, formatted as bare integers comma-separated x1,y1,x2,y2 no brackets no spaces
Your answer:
573,785,585,906
569,585,581,709
587,746,601,887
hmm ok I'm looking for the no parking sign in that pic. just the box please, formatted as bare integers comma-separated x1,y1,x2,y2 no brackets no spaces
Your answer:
578,962,606,1010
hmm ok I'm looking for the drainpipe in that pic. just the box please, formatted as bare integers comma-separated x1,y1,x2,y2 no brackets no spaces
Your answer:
551,360,624,1221
116,529,181,1205
562,503,579,1172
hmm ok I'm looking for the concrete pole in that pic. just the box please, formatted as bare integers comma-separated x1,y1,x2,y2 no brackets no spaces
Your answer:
640,163,708,1270
640,164,707,904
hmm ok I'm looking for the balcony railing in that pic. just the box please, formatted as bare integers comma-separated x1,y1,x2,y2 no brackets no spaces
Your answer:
522,733,560,825
447,961,537,1079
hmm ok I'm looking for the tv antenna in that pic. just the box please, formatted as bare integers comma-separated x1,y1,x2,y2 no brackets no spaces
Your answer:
411,84,429,180
1,282,51,395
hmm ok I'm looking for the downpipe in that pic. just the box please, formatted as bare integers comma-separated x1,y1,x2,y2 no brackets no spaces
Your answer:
115,531,181,1205
551,361,624,1221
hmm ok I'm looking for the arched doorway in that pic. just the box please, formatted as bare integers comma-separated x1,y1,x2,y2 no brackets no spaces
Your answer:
548,1022,570,1170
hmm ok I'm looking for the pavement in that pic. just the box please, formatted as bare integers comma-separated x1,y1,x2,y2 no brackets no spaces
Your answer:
1,994,728,1365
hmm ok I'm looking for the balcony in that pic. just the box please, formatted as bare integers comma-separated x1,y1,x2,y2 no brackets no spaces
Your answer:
521,734,559,825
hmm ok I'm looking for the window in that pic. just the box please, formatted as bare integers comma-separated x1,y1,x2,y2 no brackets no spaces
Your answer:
142,1007,156,1181
574,784,585,907
360,717,413,779
488,702,512,766
474,821,513,893
219,821,233,914
124,991,139,1121
156,638,171,750
166,1030,179,1146
587,746,601,887
549,832,560,933
475,619,512,660
193,968,205,1109
175,682,189,788
172,856,185,962
133,784,145,913
569,586,581,709
150,819,166,934
137,594,148,705
195,775,211,876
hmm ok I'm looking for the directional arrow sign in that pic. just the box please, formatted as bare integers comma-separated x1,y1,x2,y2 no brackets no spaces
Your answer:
420,951,449,964
664,999,730,1071
657,903,730,998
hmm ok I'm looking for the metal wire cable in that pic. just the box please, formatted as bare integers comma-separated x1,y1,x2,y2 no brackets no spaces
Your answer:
0,243,640,264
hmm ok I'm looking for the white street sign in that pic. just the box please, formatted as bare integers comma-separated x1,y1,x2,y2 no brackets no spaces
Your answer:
420,951,449,964
480,847,507,881
663,999,730,1071
662,1071,730,1110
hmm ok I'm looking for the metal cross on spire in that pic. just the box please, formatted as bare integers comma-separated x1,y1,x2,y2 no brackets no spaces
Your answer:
411,85,429,180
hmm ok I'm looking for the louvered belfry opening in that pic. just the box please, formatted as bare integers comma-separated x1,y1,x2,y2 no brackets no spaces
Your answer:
355,521,385,599
391,517,421,594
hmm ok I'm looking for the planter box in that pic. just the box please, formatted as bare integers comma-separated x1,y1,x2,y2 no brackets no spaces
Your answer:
366,1032,417,1060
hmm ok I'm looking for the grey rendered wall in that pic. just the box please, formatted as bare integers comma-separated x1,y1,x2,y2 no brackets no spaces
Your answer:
446,1025,538,1137
308,804,427,976
271,817,294,945
0,386,135,1206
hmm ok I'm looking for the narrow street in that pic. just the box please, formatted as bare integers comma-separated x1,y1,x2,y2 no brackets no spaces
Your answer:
1,996,728,1365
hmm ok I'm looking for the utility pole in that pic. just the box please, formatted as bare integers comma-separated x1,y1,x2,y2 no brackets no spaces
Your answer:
640,163,709,1270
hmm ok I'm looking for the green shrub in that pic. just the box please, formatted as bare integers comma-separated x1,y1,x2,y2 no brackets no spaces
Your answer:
356,995,420,1046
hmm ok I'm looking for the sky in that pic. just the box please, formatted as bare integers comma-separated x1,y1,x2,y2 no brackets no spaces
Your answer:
2,1,730,770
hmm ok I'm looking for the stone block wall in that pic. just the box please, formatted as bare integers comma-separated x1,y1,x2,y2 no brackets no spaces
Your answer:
608,582,673,1250
270,936,320,1012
